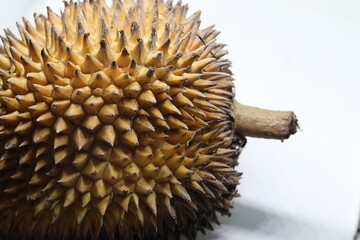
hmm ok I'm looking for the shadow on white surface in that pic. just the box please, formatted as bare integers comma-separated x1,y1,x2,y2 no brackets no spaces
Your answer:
214,202,289,233
192,199,347,240
196,201,297,240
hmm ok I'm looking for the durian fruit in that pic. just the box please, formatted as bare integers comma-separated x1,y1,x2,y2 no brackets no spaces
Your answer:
0,0,298,240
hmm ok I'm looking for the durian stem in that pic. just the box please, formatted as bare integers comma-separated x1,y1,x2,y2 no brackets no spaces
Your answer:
234,101,299,140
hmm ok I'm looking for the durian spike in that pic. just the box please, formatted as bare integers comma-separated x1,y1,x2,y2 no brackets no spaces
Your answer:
234,100,299,141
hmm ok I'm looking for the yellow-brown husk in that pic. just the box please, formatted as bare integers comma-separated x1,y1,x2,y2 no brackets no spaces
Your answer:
0,0,243,239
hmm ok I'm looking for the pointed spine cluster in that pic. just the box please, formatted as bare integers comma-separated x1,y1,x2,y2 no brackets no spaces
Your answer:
0,0,242,239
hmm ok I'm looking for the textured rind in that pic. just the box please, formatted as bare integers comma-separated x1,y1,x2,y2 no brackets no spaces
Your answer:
0,0,243,239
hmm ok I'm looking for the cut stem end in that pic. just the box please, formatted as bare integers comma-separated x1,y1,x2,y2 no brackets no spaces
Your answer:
234,101,299,141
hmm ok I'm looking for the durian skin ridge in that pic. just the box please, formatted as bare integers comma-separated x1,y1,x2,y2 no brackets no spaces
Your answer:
0,0,243,239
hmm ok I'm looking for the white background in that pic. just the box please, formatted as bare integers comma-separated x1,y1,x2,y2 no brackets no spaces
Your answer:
1,1,360,240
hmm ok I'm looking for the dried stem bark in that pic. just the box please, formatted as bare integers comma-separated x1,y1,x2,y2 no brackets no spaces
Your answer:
234,101,299,140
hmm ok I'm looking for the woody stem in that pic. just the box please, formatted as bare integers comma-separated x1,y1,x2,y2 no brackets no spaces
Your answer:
234,101,299,140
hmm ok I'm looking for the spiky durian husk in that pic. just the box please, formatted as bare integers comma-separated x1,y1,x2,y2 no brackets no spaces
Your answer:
0,0,243,239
